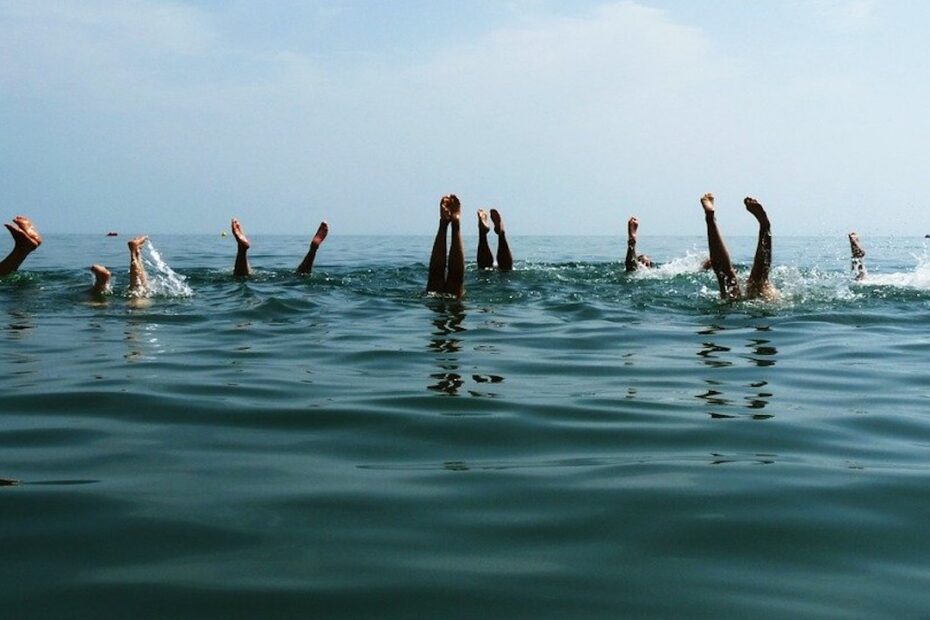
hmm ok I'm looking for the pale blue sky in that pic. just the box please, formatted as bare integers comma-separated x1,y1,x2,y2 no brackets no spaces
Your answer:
2,0,928,236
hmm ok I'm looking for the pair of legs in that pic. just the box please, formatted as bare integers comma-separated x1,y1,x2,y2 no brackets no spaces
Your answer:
426,195,465,298
848,232,867,280
231,219,329,277
701,193,777,300
624,217,653,271
476,209,513,271
89,235,149,295
0,216,42,277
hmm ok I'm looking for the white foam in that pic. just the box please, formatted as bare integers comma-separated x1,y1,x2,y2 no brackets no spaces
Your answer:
633,250,708,279
862,252,930,289
138,241,194,298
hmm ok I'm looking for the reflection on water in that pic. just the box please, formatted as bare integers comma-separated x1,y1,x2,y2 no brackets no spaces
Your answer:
124,318,162,363
696,324,778,420
427,301,465,395
6,310,34,340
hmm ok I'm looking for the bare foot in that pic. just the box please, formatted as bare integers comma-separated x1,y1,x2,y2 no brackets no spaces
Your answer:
4,216,42,252
90,264,111,279
627,216,639,239
849,232,865,258
744,196,769,225
128,235,148,255
489,208,504,234
477,209,491,233
89,264,112,293
231,219,250,249
700,193,715,215
441,194,461,224
310,221,328,250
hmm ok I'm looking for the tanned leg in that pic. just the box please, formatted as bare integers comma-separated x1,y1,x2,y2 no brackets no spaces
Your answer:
744,197,778,300
0,216,42,277
231,218,251,277
296,222,329,275
476,209,493,269
444,195,465,298
701,193,741,300
427,197,451,293
849,232,867,281
128,235,149,293
490,208,513,272
90,264,112,295
625,216,641,272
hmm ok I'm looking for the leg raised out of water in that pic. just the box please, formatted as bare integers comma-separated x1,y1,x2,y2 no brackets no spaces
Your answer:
0,216,43,277
849,232,867,281
427,196,452,293
476,209,493,270
128,235,149,293
90,264,112,296
744,196,778,300
490,209,513,272
444,195,466,298
701,193,741,299
296,221,329,275
231,218,251,277
625,216,641,272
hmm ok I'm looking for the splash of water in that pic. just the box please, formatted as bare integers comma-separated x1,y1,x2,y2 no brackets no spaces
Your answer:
140,241,194,298
864,251,930,289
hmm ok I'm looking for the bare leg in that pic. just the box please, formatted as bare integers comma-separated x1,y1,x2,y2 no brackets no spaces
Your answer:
0,216,42,276
444,195,465,298
296,222,329,275
427,197,451,293
231,218,251,277
625,216,640,271
90,264,112,295
744,197,778,300
476,209,493,269
128,236,149,293
700,193,741,300
490,209,513,272
849,232,867,281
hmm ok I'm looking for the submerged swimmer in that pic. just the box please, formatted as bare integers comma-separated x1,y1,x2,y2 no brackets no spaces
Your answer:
701,193,778,301
849,232,867,281
625,216,711,272
624,217,653,271
427,194,465,299
231,218,329,277
477,208,514,271
0,216,42,277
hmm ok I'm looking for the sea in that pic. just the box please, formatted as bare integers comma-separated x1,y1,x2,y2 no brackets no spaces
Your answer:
2,233,930,619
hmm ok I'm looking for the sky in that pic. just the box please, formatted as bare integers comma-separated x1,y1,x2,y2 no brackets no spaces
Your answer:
2,0,929,236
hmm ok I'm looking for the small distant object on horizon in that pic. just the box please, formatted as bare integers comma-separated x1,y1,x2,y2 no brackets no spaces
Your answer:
221,231,227,237
106,232,118,237
925,234,930,238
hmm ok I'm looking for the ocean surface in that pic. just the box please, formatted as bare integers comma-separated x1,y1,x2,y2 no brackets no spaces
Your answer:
2,233,930,619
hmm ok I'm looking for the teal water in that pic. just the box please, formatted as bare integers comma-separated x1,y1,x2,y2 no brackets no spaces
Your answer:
3,234,930,618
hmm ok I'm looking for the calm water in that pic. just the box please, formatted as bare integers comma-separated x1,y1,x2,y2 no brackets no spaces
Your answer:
3,233,930,618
